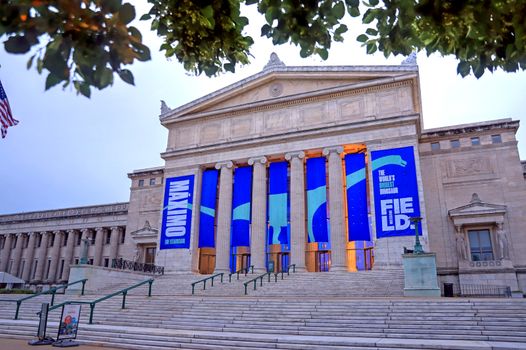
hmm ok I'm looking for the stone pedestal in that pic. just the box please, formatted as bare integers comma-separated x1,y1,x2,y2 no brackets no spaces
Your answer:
402,253,440,297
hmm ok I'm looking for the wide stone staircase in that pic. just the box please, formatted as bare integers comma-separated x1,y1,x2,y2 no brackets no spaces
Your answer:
1,270,525,349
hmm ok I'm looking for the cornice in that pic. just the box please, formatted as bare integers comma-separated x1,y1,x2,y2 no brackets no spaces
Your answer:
160,65,419,122
421,119,519,139
0,203,129,225
161,75,417,126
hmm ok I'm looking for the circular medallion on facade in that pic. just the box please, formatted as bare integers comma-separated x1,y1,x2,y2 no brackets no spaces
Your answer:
269,83,283,97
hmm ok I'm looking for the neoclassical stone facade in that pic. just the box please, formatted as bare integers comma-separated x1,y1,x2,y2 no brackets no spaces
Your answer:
1,57,525,292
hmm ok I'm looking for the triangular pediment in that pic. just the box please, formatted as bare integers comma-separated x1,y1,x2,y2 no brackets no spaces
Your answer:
449,193,507,217
161,62,419,122
130,221,158,240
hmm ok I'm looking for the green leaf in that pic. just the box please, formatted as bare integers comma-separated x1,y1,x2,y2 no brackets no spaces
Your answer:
369,0,379,6
45,73,62,90
363,10,376,23
366,28,378,36
261,24,272,36
79,83,91,98
118,69,135,85
456,61,471,77
332,2,345,19
473,62,485,78
335,24,348,35
102,0,122,12
317,48,329,60
245,0,258,4
4,36,31,54
99,68,114,88
119,3,136,25
27,55,35,69
224,63,235,72
200,5,214,21
346,0,360,7
366,42,377,54
139,14,151,21
357,34,368,42
348,7,360,17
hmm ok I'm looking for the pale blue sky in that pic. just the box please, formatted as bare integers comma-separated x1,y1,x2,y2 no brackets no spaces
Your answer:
1,4,525,214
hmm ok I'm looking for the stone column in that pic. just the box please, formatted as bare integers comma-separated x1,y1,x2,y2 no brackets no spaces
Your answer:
93,227,105,266
109,226,121,264
323,146,347,271
0,234,13,272
61,230,76,281
34,232,49,282
248,156,267,272
214,161,234,273
22,232,36,282
80,228,91,264
10,234,24,277
47,231,62,283
285,151,307,272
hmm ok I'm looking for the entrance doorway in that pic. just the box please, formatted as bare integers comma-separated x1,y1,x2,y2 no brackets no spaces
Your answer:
198,247,216,274
276,252,289,272
316,251,331,272
144,246,156,265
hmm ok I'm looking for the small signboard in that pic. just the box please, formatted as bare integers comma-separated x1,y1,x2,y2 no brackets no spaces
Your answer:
55,304,81,346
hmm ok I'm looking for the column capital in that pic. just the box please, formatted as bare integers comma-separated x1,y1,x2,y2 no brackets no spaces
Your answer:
53,230,62,235
322,146,344,156
215,160,233,169
40,231,50,237
66,229,77,234
285,151,305,161
248,156,267,165
110,226,122,232
95,227,105,233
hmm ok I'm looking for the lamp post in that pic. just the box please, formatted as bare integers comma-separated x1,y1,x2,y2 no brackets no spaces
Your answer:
409,216,424,254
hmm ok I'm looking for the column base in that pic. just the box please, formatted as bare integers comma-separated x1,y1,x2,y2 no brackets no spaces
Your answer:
330,265,348,272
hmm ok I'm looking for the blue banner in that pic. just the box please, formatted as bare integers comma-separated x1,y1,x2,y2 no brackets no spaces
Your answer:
268,161,289,245
198,169,218,248
371,146,421,238
231,166,252,247
306,157,328,243
344,153,371,241
160,175,195,249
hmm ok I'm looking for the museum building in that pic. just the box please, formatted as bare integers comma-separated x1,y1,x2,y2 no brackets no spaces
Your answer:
1,55,525,293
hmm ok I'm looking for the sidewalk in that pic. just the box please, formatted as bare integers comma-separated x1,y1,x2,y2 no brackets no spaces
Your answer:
0,337,123,350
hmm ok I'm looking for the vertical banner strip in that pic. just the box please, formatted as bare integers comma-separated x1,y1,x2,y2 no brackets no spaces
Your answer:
344,153,371,241
371,146,421,239
306,157,328,243
268,161,289,245
198,169,218,248
160,175,195,249
231,166,252,247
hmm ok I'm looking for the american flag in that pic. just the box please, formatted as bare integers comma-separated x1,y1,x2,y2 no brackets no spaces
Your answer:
0,80,19,138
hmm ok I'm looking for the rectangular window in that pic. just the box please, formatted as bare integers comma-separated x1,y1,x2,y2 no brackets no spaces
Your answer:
63,232,68,247
49,235,54,248
105,231,111,245
491,134,502,144
104,258,109,268
74,258,79,265
471,137,480,146
431,142,440,151
59,259,65,279
0,237,4,249
120,230,126,244
24,236,29,249
450,139,460,148
138,179,144,187
76,233,82,246
46,259,51,279
37,235,42,248
12,237,17,249
32,260,38,280
88,258,94,265
468,229,494,261
150,178,156,186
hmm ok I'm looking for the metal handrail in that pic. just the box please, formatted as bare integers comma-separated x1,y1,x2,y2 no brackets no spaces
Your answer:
0,279,87,320
42,278,153,324
191,272,223,295
228,265,254,282
243,264,296,295
111,258,164,275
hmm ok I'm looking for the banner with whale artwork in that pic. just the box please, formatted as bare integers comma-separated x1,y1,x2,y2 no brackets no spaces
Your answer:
198,169,218,248
160,175,194,249
231,166,252,247
344,153,371,241
371,146,421,239
267,161,289,245
306,157,329,243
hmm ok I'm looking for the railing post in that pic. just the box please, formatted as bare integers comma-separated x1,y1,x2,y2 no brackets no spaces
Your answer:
148,280,153,297
244,283,248,295
211,276,214,287
254,280,257,290
267,273,270,283
89,303,95,324
81,280,86,296
220,273,223,283
15,300,21,320
229,274,232,283
191,283,195,295
122,291,127,309
274,274,277,282
203,280,206,290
